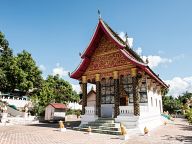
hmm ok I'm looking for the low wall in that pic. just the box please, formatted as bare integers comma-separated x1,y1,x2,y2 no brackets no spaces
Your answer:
1,98,31,108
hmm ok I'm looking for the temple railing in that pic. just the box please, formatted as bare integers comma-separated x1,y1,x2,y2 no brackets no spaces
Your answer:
119,106,134,115
119,105,149,116
85,106,96,115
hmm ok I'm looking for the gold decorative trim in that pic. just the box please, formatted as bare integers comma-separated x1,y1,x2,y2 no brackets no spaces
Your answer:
92,50,119,58
84,65,133,75
113,71,119,79
82,76,87,83
131,68,137,77
95,74,100,82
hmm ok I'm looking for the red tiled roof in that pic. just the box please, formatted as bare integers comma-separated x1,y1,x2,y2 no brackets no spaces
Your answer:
50,103,67,109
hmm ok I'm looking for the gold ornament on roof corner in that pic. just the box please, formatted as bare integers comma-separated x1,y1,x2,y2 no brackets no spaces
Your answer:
164,121,167,125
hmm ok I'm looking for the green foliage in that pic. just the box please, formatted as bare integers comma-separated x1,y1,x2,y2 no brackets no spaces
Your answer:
15,50,43,92
0,32,43,93
185,108,192,124
31,75,80,116
178,92,192,104
0,31,80,116
162,96,182,114
66,109,81,116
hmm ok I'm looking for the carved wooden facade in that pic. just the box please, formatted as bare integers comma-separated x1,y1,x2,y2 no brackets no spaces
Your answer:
84,35,133,80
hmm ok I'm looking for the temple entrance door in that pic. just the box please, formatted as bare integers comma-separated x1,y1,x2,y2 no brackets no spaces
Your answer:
120,97,127,106
101,104,114,118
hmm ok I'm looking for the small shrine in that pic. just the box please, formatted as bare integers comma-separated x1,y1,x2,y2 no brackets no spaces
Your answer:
70,17,168,131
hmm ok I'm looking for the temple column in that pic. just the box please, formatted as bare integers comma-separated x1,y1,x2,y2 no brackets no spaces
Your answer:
82,76,87,115
95,74,101,117
131,68,140,116
113,71,120,118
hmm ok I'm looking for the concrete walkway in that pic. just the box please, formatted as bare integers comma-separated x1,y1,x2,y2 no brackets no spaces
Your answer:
0,118,191,144
124,118,192,144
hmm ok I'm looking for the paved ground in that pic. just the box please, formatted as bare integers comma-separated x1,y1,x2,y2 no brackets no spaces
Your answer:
124,118,192,144
0,118,191,144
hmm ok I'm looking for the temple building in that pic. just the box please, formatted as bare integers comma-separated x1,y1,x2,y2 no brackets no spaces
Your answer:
70,18,168,131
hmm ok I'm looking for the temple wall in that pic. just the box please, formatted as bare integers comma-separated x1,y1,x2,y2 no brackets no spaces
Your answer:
147,90,163,115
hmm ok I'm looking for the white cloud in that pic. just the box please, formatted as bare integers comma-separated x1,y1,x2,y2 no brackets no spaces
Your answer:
118,31,133,48
142,55,172,68
39,64,46,72
72,84,81,94
52,63,68,77
87,84,96,91
136,47,142,55
119,32,126,41
71,83,96,94
165,76,192,97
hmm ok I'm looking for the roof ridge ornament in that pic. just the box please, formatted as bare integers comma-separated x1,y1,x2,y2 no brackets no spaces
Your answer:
98,9,101,19
125,32,128,44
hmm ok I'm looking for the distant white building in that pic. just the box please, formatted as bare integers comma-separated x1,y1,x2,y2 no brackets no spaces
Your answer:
67,102,82,110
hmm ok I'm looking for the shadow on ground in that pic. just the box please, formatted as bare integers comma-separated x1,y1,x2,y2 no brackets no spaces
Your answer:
27,121,81,129
161,122,192,144
162,135,192,144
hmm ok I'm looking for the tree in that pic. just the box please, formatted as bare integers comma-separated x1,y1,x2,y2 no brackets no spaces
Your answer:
31,75,80,116
162,96,182,114
0,32,16,92
15,50,43,93
0,32,43,94
178,92,192,104
0,31,9,49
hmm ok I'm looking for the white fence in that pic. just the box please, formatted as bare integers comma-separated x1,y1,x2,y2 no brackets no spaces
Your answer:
119,106,134,116
1,97,30,108
85,106,96,115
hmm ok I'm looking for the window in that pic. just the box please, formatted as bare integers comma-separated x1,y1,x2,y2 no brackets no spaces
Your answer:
120,75,133,103
151,97,153,107
101,78,114,104
153,87,157,94
139,78,148,103
159,100,162,113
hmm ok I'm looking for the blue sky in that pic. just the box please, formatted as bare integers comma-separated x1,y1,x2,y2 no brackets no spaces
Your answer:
0,0,192,96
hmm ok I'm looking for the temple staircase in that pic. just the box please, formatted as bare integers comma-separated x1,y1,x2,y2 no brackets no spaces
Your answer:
76,118,122,135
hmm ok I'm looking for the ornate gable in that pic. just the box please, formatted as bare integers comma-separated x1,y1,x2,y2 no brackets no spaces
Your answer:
70,18,168,89
84,35,133,79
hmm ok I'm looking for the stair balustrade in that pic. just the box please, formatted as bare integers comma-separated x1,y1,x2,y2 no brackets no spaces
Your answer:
119,106,134,116
85,106,96,115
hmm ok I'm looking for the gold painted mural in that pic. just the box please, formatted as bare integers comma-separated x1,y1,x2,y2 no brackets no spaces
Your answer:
84,35,133,79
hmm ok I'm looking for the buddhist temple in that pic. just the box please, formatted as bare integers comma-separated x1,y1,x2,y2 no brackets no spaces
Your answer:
70,17,168,132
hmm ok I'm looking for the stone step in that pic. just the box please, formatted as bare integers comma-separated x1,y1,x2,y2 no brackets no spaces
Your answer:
87,122,118,127
98,118,115,120
94,119,115,123
77,127,122,135
81,125,120,131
